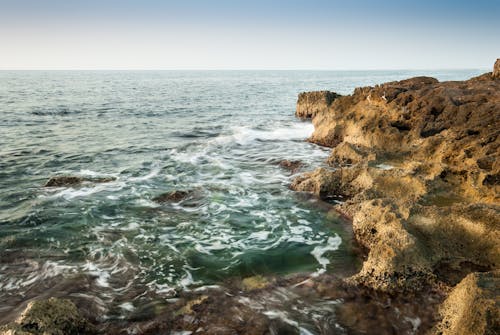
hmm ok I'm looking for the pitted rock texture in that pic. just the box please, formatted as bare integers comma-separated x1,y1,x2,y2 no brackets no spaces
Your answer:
0,298,94,335
296,90,341,118
292,61,500,333
433,270,499,335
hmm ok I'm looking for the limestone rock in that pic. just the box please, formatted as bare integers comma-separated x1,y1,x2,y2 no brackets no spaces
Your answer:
296,91,341,118
0,298,94,335
292,62,500,295
493,58,500,79
433,270,500,335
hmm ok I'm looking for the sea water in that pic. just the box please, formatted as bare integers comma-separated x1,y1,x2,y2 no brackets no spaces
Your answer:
0,69,482,320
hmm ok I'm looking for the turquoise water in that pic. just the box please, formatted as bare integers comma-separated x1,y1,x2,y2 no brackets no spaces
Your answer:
0,70,482,319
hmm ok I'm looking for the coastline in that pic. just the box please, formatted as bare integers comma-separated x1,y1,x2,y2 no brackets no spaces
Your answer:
1,62,499,334
292,60,499,333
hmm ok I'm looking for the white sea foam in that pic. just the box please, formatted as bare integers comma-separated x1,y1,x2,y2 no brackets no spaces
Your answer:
299,328,316,335
119,302,135,312
128,164,161,181
213,123,314,146
263,310,299,328
310,235,342,274
82,262,111,288
79,169,117,178
376,163,394,170
248,231,271,240
43,181,126,200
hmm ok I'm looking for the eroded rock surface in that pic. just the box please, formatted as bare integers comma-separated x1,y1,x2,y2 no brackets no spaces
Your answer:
0,298,94,335
292,61,500,332
296,91,341,118
433,270,499,335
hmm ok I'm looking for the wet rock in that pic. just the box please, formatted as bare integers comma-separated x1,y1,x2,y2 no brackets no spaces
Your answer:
44,175,115,187
309,276,445,335
433,270,500,335
176,295,209,315
153,190,193,203
493,58,500,79
139,291,271,335
241,275,271,291
296,91,341,119
0,297,95,335
278,160,303,174
290,167,369,200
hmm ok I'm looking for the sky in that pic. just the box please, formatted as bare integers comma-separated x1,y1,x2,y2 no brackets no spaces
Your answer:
0,0,499,70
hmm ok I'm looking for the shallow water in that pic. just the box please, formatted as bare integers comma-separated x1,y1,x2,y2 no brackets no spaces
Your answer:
0,70,482,325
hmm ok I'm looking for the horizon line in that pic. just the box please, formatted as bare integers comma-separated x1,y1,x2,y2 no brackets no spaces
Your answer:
0,67,490,72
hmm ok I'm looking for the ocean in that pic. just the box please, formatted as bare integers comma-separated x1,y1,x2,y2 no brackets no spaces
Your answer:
0,69,482,323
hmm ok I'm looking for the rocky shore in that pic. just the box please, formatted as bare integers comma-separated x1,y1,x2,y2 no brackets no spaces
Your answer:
293,60,499,333
2,62,498,335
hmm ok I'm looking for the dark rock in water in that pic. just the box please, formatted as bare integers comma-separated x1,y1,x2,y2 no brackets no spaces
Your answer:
44,175,115,187
153,190,193,203
45,176,84,187
493,58,500,79
278,160,303,174
296,91,341,119
138,290,272,335
0,297,95,335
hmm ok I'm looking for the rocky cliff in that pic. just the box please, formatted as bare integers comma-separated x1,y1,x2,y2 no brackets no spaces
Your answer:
494,58,500,79
292,62,500,333
296,90,341,118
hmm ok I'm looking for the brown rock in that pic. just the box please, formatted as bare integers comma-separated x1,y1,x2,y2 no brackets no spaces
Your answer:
296,91,341,118
0,298,94,335
433,270,500,335
327,142,376,166
290,64,500,330
153,190,193,203
278,159,303,173
493,58,500,79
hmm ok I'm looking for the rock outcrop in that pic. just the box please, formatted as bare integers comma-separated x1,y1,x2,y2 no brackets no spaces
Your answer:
292,61,500,331
493,58,500,79
295,91,341,118
0,298,94,335
277,159,303,174
433,270,499,335
45,175,115,187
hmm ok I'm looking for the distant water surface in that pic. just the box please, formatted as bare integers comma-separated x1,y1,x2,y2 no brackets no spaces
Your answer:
0,69,483,320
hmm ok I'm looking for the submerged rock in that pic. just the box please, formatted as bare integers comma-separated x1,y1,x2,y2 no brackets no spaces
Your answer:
152,190,194,203
296,91,341,119
291,60,500,332
241,275,271,291
277,159,303,174
44,175,115,187
0,298,94,335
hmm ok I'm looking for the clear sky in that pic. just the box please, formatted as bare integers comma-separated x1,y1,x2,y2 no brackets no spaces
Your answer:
1,0,499,70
